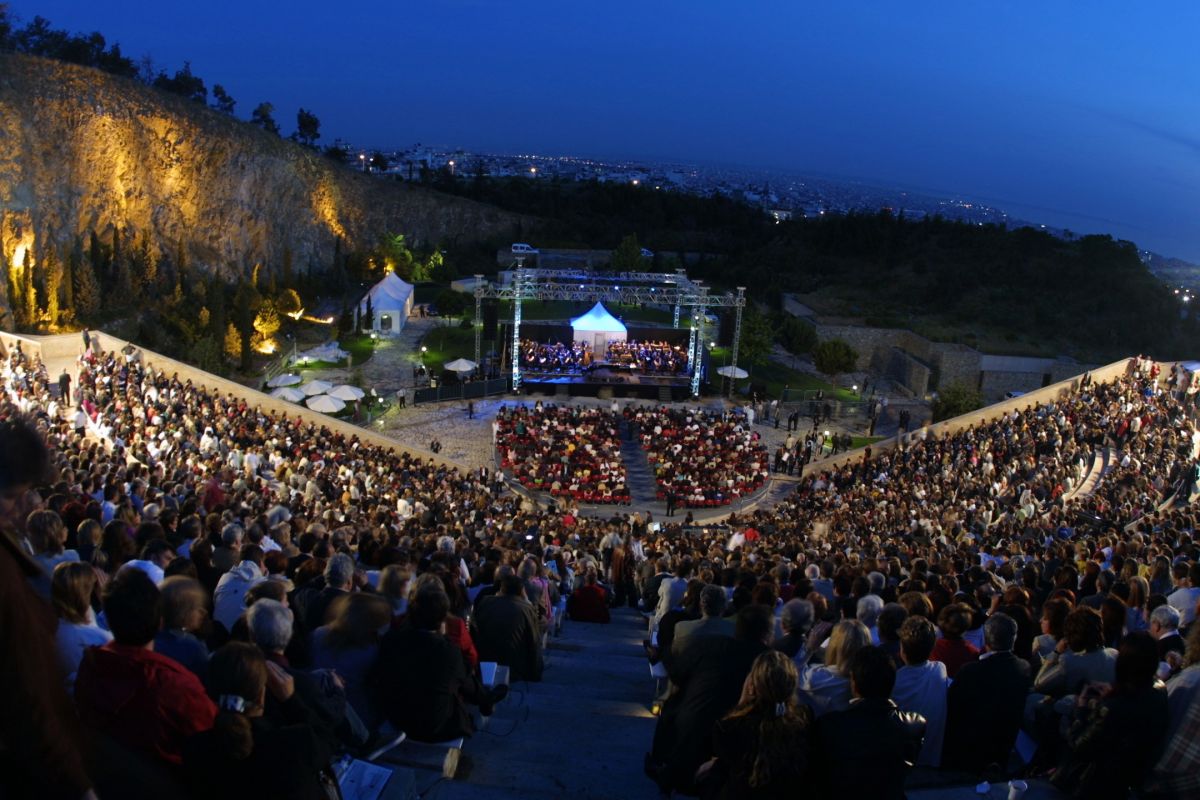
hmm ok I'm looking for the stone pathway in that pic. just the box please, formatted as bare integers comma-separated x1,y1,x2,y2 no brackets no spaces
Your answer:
424,608,660,800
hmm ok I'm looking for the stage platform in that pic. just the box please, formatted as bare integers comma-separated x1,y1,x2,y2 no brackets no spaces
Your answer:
519,365,693,400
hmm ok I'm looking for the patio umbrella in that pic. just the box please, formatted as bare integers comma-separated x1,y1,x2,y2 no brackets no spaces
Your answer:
329,384,365,401
444,358,478,373
267,373,302,387
305,394,346,413
269,386,305,402
300,379,333,396
716,366,749,379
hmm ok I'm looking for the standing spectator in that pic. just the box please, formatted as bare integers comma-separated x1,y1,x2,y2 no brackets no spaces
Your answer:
568,569,611,623
1143,622,1200,798
1150,605,1186,661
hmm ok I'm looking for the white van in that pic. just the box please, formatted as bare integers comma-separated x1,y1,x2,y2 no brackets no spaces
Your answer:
512,243,539,255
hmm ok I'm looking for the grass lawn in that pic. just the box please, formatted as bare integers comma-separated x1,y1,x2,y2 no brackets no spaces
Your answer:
850,435,885,449
340,334,376,366
708,348,858,402
419,325,477,373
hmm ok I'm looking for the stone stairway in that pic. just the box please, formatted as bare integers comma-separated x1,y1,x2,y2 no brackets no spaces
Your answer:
424,609,660,800
619,421,662,509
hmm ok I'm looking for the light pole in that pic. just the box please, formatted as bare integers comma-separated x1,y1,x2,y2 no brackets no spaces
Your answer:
360,153,366,172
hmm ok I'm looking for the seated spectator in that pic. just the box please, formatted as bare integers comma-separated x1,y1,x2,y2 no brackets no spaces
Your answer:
943,613,1031,773
673,584,735,657
1167,562,1200,627
930,603,980,679
52,561,112,695
414,573,479,671
75,567,216,767
309,592,390,730
28,508,78,598
858,594,884,644
876,602,909,666
370,584,506,742
650,605,775,794
247,599,367,750
1053,631,1169,799
379,563,413,621
1033,596,1073,671
697,650,812,798
799,619,872,717
1150,604,1185,661
1035,606,1118,698
211,544,266,633
183,642,335,800
775,598,815,666
301,552,355,632
568,568,611,623
1143,621,1200,798
154,576,211,680
891,616,948,767
813,646,926,799
473,574,544,682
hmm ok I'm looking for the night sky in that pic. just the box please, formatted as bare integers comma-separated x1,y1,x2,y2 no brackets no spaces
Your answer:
12,1,1200,259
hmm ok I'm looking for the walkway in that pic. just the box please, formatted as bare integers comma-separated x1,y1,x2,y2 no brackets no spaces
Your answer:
619,421,660,508
425,608,660,800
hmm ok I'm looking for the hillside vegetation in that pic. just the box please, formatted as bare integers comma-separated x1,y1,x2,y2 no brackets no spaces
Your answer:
434,177,1196,362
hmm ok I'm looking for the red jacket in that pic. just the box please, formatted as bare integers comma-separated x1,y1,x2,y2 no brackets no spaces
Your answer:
568,584,611,624
930,637,980,679
75,642,217,765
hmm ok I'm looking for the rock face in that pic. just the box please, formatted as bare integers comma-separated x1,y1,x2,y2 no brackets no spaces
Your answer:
0,54,523,291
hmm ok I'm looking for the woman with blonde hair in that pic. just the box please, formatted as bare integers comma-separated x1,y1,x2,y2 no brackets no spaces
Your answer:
698,650,812,798
799,619,871,716
51,561,111,694
29,509,77,598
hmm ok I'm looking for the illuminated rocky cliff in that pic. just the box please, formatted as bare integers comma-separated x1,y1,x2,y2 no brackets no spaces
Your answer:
0,54,521,325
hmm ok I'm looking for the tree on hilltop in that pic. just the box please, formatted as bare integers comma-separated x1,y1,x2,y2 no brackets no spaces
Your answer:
211,84,236,115
610,234,645,271
251,102,280,135
153,61,207,104
294,108,320,147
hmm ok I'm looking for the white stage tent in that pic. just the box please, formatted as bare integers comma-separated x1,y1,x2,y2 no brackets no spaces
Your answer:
358,272,414,335
571,301,627,352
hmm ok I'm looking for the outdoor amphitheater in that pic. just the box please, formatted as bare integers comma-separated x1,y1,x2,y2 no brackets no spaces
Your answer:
4,324,1199,800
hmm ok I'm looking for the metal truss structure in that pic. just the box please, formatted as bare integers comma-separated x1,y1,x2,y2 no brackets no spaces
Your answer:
473,266,746,396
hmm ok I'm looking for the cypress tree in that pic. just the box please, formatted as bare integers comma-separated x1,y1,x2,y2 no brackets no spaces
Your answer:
73,235,100,316
21,248,36,327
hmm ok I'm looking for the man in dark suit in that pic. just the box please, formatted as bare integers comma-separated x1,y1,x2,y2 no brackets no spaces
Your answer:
813,646,926,800
942,613,1032,773
472,574,543,682
648,604,773,794
671,584,735,658
1150,604,1186,660
371,586,505,742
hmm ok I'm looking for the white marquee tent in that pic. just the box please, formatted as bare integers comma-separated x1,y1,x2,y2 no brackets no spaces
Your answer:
358,272,414,335
571,301,627,352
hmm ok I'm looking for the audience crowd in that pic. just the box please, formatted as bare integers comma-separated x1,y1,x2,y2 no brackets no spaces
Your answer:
2,341,1199,800
629,406,770,508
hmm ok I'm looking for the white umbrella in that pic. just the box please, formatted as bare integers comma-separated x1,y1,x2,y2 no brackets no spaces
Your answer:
267,373,302,387
329,384,365,401
269,386,305,402
300,379,333,396
444,358,478,373
716,366,749,379
305,394,346,413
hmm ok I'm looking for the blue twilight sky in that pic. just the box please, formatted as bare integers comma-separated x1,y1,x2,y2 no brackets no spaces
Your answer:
12,1,1200,259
